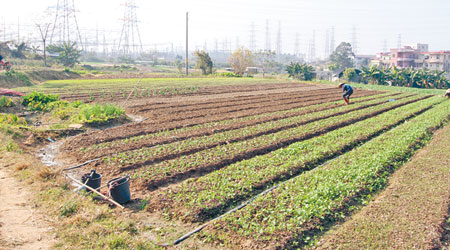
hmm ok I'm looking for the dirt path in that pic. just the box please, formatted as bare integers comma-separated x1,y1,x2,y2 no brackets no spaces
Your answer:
314,123,450,250
0,165,53,250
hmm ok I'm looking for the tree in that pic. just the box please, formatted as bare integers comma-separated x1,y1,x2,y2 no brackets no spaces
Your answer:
343,68,358,82
254,50,276,77
229,47,254,76
36,23,52,66
286,62,315,81
329,42,354,70
47,41,82,67
10,42,28,59
194,50,213,75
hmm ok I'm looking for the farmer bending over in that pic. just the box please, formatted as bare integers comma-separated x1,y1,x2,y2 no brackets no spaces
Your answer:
339,82,353,105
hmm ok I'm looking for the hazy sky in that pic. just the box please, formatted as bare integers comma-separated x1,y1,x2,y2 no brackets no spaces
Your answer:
1,0,450,58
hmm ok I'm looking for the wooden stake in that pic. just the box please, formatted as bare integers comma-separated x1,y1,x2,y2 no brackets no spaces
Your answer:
65,174,125,209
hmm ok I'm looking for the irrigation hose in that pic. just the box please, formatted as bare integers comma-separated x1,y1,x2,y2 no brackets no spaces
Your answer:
62,158,101,171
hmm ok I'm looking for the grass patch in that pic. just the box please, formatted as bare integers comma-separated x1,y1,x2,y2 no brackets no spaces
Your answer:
0,132,164,250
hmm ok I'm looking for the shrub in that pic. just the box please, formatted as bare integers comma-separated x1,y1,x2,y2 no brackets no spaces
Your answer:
216,72,240,77
0,97,15,109
0,113,27,126
21,91,59,111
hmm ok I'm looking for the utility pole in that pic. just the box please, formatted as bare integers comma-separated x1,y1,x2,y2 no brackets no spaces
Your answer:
185,12,188,76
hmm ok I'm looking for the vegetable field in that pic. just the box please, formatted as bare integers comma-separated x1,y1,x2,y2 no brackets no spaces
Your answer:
61,81,450,249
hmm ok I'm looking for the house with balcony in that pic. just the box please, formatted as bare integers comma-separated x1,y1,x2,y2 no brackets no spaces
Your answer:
370,43,450,72
422,51,450,72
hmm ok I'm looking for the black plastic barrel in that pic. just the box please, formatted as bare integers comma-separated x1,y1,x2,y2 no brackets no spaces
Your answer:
81,170,102,191
107,176,130,204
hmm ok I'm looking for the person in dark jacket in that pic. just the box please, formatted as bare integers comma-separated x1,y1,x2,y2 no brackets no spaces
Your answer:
339,82,353,105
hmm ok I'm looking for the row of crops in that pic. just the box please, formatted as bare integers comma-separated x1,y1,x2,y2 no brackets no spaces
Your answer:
65,86,449,249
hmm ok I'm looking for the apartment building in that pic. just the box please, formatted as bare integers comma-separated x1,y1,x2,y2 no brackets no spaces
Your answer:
422,51,450,72
370,43,450,72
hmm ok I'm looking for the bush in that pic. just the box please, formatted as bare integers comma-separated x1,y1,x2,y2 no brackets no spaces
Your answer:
21,91,59,111
0,113,27,126
286,62,315,81
0,97,15,109
343,68,359,82
216,72,240,77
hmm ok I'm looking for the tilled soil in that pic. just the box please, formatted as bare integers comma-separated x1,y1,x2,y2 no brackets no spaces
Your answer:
60,84,390,199
63,89,378,151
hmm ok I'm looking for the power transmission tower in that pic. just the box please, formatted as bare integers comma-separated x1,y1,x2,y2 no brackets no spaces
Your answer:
276,21,281,54
118,0,143,56
330,26,335,55
324,29,330,59
249,22,256,51
17,17,20,43
265,19,270,51
383,39,388,53
397,34,402,48
222,38,227,53
310,30,316,62
235,36,240,50
50,0,83,49
352,26,358,55
294,33,300,57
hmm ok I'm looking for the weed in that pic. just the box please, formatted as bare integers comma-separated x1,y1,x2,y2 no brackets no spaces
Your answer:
5,141,22,153
59,200,79,217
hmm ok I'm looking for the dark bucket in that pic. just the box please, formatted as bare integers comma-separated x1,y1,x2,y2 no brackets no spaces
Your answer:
81,170,102,191
108,176,131,204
